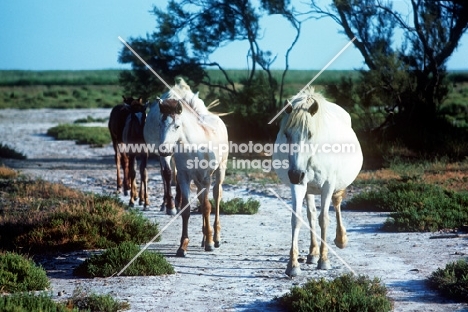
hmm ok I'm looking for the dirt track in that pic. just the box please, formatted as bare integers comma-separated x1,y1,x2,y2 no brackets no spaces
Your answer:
1,108,468,312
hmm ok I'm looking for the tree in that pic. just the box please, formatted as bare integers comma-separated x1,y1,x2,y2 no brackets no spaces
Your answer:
118,0,305,139
308,0,468,150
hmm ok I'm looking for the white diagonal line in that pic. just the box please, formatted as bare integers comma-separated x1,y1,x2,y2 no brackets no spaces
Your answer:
113,188,206,277
268,188,356,275
268,36,357,124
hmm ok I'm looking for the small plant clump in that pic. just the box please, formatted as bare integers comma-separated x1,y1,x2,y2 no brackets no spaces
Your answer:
0,175,160,253
65,287,130,312
345,181,468,232
276,273,393,312
428,259,468,302
0,252,50,293
0,292,78,312
208,198,260,215
47,124,111,146
73,242,175,278
0,143,26,160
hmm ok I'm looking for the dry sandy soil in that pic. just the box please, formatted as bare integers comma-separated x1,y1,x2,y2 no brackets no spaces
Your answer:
1,108,468,312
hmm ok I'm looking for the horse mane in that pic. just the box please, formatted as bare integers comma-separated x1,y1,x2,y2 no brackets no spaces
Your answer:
282,87,351,137
162,77,210,116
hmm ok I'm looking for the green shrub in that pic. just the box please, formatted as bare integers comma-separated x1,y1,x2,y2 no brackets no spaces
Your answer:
66,287,130,311
208,198,260,215
73,242,175,278
47,124,111,146
276,273,392,312
428,259,468,302
0,252,50,293
345,181,468,232
0,292,77,312
73,115,108,124
0,178,160,253
0,143,26,159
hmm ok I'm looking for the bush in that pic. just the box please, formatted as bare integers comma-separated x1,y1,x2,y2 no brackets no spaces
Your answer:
208,198,260,215
428,259,468,302
66,287,130,311
276,273,392,312
73,242,175,278
0,178,160,253
47,124,111,146
0,252,50,293
0,292,76,312
345,181,468,232
0,143,26,159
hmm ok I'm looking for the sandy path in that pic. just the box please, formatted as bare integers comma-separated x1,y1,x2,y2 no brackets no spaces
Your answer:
1,108,467,312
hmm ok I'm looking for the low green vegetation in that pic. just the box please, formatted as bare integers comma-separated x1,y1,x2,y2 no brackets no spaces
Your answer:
0,176,160,253
217,198,260,215
0,143,26,159
74,115,108,124
428,259,468,303
345,181,468,232
74,242,175,278
0,287,129,312
276,273,392,312
0,292,78,312
66,288,130,311
0,252,50,293
47,124,111,146
224,157,281,185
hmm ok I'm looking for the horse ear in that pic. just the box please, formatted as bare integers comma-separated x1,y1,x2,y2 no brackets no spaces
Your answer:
308,100,318,116
176,100,183,114
284,100,292,114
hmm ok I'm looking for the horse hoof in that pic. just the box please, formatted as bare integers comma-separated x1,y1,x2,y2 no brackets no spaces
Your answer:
176,248,186,257
128,202,134,207
204,243,215,252
285,265,301,277
160,204,165,212
334,236,348,249
317,259,331,270
166,208,177,216
306,255,319,264
214,241,220,248
124,190,129,196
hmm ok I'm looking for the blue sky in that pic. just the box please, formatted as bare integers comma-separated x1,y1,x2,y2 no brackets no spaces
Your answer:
1,0,467,71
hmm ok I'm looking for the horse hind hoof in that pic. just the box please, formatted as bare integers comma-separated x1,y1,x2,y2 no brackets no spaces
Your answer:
306,255,319,265
166,208,177,216
214,241,220,248
285,265,301,277
204,243,215,252
176,248,187,257
128,202,135,208
317,259,332,270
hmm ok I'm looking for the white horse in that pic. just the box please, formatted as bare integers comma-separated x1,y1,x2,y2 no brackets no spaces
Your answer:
155,78,229,256
144,78,207,215
273,87,363,277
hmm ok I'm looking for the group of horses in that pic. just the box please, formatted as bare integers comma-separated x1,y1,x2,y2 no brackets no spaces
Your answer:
107,78,363,277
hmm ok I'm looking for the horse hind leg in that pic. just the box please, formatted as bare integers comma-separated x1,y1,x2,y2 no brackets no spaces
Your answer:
333,189,348,249
112,140,123,193
212,165,225,248
128,156,137,207
161,160,177,215
138,155,149,209
121,152,130,196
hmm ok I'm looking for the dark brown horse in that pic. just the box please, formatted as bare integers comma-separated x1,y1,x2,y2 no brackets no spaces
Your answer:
122,98,149,208
108,96,133,195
